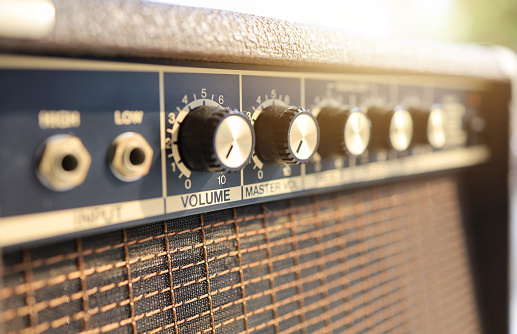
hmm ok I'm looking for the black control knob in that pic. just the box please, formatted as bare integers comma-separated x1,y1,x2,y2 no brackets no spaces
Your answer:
254,106,320,164
179,105,255,172
410,105,447,149
368,106,413,152
317,106,371,158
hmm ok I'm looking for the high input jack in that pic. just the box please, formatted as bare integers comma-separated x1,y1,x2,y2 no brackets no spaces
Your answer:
109,132,153,182
36,134,92,191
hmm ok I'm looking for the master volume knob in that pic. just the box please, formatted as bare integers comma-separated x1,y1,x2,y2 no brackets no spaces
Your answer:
178,106,255,172
254,106,320,164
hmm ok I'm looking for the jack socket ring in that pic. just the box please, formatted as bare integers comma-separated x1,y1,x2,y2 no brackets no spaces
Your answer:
36,134,91,191
109,132,153,182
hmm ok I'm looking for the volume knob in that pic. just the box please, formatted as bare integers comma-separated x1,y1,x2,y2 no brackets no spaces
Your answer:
254,106,320,164
410,105,447,149
368,106,413,152
178,106,255,172
317,106,371,157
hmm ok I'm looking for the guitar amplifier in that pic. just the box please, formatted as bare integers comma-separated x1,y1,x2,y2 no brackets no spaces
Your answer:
0,1,513,333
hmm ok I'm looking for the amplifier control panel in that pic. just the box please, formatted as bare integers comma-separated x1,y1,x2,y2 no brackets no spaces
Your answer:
0,55,489,247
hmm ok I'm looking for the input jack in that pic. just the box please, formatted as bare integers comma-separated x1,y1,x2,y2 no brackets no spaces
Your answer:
36,134,91,191
109,132,153,182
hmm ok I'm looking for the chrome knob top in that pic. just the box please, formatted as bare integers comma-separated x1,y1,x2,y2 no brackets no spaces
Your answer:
409,105,447,149
317,106,371,157
368,106,413,152
254,106,320,164
389,108,413,152
214,113,255,169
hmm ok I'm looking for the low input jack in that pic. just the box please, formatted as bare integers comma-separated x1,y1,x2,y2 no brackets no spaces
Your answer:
109,132,153,182
36,134,92,191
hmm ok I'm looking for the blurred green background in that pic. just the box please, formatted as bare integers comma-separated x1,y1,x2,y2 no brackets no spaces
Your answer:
454,0,517,49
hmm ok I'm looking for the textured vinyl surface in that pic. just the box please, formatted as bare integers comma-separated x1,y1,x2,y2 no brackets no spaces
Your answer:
0,175,480,333
0,0,508,80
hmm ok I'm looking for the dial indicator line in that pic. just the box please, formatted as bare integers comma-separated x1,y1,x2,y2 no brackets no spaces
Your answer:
296,140,304,154
226,145,234,159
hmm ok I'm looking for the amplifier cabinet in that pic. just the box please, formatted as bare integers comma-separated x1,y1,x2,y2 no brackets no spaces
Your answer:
0,1,512,333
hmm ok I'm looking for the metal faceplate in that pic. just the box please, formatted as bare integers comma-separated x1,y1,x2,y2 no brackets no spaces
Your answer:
0,55,489,247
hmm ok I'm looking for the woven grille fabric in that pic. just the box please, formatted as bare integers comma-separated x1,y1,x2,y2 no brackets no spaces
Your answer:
0,175,480,333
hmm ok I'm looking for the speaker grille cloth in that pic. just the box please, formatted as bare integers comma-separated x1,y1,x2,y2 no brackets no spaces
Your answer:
0,175,480,333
